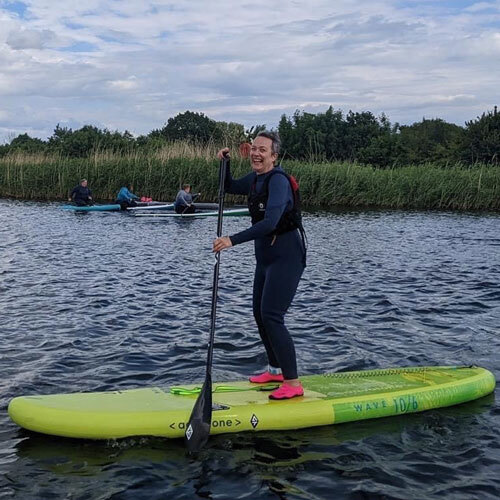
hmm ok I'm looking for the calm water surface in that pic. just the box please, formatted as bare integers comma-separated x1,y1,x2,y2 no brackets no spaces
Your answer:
0,199,499,500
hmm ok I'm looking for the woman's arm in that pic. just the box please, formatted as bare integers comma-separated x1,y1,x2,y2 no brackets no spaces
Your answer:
224,161,255,195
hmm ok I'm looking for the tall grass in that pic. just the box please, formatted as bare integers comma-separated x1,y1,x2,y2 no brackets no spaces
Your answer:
0,147,499,210
285,161,500,210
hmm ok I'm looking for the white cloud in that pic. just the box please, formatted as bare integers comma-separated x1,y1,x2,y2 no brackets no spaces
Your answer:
0,0,499,141
6,28,59,49
107,77,140,91
464,2,500,13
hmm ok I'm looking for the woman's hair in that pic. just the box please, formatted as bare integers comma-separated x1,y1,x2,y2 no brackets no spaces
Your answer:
255,130,281,155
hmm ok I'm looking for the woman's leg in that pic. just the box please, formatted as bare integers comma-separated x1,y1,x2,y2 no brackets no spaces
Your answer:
252,263,280,369
259,255,304,380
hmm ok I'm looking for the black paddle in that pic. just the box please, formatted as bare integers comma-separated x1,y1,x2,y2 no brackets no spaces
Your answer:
181,192,201,215
185,154,227,453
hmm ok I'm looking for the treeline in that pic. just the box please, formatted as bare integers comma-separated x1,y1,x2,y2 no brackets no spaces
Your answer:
0,111,258,159
279,106,499,166
0,107,498,167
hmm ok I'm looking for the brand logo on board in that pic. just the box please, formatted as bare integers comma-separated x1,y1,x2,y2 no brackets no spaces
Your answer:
250,414,259,428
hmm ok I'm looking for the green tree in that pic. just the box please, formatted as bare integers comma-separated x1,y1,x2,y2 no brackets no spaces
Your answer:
278,106,389,162
7,133,47,154
279,107,346,160
48,125,137,157
343,111,388,161
159,111,221,144
397,118,464,165
358,134,403,168
461,106,499,164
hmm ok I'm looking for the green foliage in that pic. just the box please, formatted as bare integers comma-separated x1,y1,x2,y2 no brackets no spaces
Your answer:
1,152,498,211
284,161,500,210
243,125,267,143
47,124,137,157
214,121,246,146
278,107,390,162
397,118,464,166
9,134,47,154
156,111,221,144
357,134,403,168
1,106,498,167
461,106,500,164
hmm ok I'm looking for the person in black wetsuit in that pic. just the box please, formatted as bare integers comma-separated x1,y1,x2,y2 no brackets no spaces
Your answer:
69,179,93,206
213,131,306,400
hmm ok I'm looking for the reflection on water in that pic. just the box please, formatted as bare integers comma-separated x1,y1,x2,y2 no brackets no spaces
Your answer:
0,200,499,499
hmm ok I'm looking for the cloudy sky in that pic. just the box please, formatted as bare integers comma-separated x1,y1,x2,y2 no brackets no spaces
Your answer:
0,0,499,143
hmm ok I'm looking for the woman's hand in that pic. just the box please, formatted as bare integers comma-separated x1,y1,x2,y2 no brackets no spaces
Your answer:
217,147,230,160
213,236,233,253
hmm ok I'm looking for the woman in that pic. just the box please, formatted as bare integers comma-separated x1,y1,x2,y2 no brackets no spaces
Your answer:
213,131,306,400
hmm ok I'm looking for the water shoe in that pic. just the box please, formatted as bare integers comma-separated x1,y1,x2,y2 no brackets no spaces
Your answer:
269,382,304,400
249,371,284,384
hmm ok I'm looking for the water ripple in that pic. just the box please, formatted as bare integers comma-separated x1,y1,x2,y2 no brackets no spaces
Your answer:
0,201,499,499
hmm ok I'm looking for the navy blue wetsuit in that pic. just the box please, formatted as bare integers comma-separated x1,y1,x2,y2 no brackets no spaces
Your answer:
70,185,92,206
226,164,305,380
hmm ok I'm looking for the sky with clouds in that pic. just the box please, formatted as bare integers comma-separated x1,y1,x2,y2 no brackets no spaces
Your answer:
0,0,499,142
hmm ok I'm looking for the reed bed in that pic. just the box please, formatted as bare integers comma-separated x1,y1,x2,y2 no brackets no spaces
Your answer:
0,150,499,211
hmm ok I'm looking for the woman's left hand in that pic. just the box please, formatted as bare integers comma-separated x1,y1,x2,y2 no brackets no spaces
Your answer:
213,236,233,253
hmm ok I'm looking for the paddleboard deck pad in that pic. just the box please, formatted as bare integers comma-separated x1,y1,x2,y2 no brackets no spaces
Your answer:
8,366,495,440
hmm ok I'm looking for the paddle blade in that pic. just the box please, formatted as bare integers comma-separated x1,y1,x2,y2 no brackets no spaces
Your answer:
185,377,212,453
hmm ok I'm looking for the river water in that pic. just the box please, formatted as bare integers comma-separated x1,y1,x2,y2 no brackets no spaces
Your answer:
0,199,499,500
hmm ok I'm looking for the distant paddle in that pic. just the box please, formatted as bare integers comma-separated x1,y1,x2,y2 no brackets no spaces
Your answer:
181,192,201,215
185,154,227,453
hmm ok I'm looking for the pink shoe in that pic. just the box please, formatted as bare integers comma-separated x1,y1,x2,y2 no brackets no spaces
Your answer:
249,371,284,384
269,382,304,400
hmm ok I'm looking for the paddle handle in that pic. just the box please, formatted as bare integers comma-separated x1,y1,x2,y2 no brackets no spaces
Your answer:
206,155,227,374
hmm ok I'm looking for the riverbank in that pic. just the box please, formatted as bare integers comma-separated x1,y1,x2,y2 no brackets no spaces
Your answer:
0,152,498,210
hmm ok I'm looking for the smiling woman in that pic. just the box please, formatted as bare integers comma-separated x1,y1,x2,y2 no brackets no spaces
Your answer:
213,131,307,401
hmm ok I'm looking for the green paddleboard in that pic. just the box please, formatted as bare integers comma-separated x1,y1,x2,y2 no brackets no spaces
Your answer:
8,366,495,440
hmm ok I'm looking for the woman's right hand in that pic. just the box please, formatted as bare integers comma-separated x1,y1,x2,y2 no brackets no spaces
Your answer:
217,147,230,160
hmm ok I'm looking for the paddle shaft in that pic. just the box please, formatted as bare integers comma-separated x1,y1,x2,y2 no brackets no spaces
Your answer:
185,155,227,452
181,192,201,214
206,160,226,371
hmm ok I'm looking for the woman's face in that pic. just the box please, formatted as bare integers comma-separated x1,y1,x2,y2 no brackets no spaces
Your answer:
250,136,277,175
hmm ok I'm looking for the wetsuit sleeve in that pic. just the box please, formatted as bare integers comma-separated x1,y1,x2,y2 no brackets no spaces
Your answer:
224,160,255,195
123,188,136,201
229,174,291,246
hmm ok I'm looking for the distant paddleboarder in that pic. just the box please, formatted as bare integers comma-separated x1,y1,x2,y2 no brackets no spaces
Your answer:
116,185,139,209
69,179,93,206
214,131,306,400
174,184,200,214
